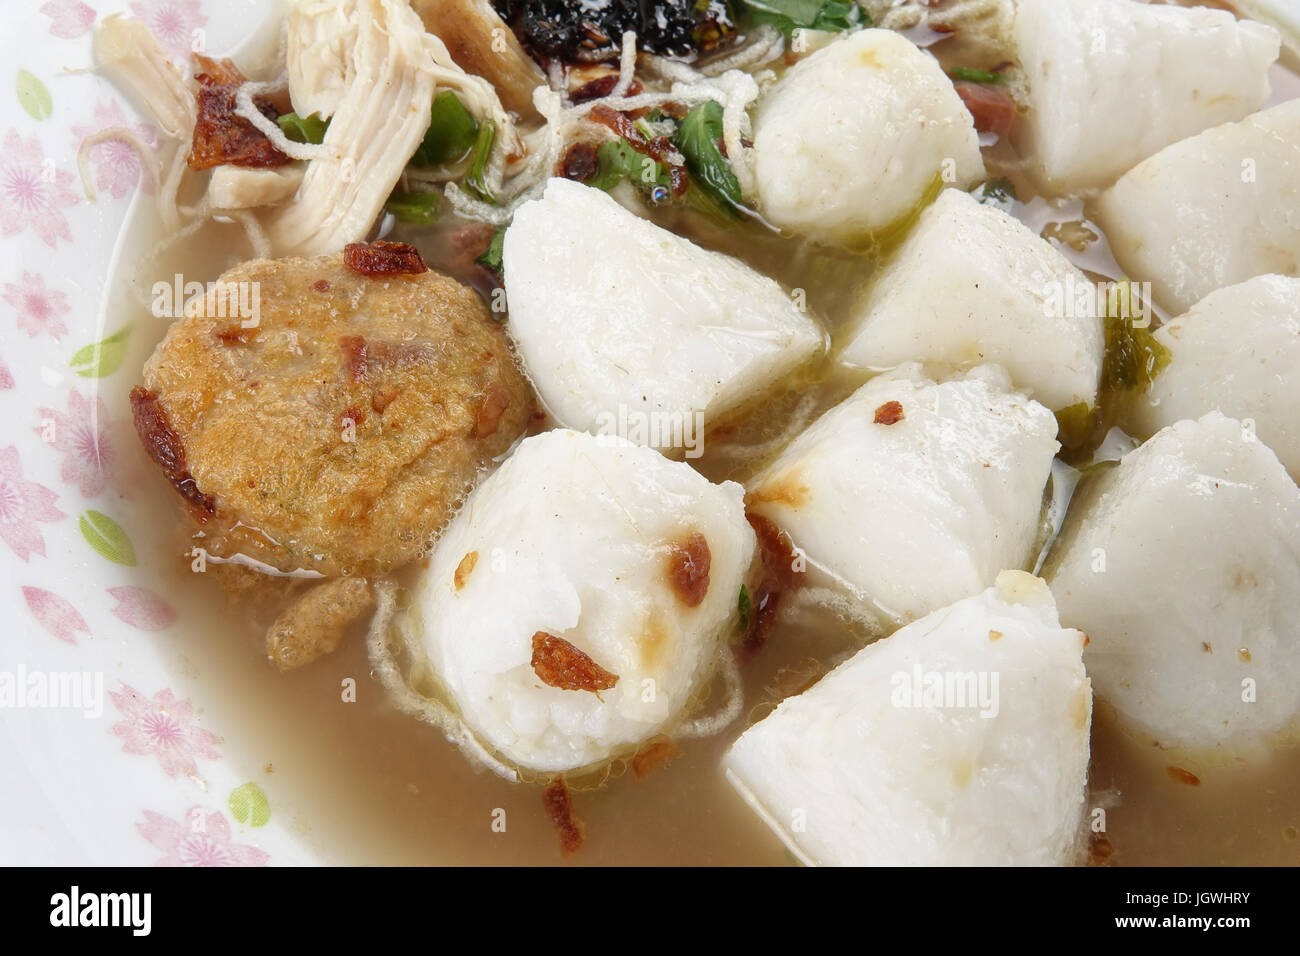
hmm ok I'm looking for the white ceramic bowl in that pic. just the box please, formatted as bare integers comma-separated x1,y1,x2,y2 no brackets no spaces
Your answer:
0,0,313,867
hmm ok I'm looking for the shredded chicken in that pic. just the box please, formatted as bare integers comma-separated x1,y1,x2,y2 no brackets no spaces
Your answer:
265,0,522,256
92,16,198,231
207,165,304,209
94,15,196,139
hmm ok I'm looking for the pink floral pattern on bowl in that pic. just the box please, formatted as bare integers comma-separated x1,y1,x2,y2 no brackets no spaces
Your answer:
0,130,80,248
72,100,160,199
109,683,223,779
34,389,119,497
138,806,270,867
2,0,307,867
0,445,64,561
23,585,91,643
3,272,71,340
41,0,98,39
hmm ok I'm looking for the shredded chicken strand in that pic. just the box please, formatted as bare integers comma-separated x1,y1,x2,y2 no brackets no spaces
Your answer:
77,128,161,201
232,74,329,161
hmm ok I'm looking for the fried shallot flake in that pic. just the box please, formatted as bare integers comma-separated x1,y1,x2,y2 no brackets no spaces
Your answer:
873,400,905,425
666,531,711,607
454,550,478,590
214,324,260,345
742,511,806,653
632,739,681,780
531,631,619,692
570,73,643,104
340,335,368,382
542,777,584,857
187,55,290,171
560,141,600,182
342,240,429,277
370,384,400,414
1166,766,1201,787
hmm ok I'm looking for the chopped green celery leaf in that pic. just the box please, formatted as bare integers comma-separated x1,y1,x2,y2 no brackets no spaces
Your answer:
950,66,1007,85
413,90,479,168
277,111,329,144
461,118,498,204
739,0,863,34
1057,279,1171,462
1054,402,1098,453
476,226,506,271
1101,279,1170,391
384,190,441,225
589,139,673,192
672,101,742,216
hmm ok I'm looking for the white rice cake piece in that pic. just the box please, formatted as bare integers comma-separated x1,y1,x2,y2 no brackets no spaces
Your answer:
1092,99,1300,315
411,429,754,774
747,364,1059,630
751,28,984,242
725,571,1092,867
503,179,824,452
1015,0,1278,193
1045,412,1300,751
1131,274,1300,478
837,187,1104,411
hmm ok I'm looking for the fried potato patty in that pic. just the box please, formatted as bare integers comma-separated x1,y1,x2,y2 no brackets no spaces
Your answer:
132,250,534,577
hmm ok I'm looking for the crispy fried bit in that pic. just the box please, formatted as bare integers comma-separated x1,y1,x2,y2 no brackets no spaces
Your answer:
570,73,643,104
454,550,478,590
955,81,1017,138
1166,766,1201,786
265,576,376,671
666,531,711,608
187,56,290,171
531,631,619,692
471,381,511,438
215,325,260,345
542,777,584,857
129,386,216,520
588,105,690,196
312,279,331,292
632,739,681,780
873,400,905,425
743,512,805,653
560,141,600,182
339,336,432,385
340,335,368,383
371,384,400,414
343,240,428,277
1087,833,1116,866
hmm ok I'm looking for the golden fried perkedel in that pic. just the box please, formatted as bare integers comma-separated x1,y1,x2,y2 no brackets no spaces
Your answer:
130,246,534,666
